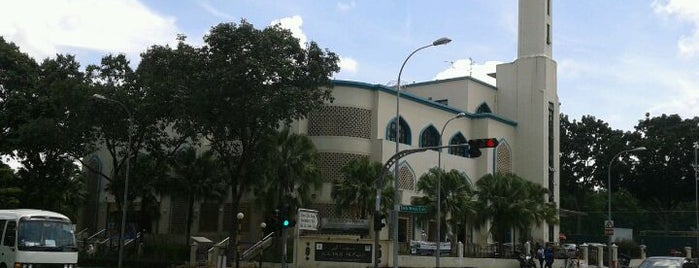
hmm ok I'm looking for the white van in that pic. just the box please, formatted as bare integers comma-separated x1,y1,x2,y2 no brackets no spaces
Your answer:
0,209,78,268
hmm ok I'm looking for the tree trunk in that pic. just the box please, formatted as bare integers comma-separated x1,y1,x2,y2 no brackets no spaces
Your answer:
185,193,194,247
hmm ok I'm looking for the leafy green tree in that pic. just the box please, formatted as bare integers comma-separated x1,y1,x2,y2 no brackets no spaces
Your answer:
0,38,91,215
0,163,21,208
559,114,624,236
255,128,323,217
137,20,339,258
412,168,475,241
627,113,699,232
161,148,226,246
15,155,85,219
331,156,393,219
474,172,558,243
0,37,39,155
85,54,187,239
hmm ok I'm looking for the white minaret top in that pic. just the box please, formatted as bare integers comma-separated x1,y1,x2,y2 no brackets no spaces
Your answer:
518,0,553,58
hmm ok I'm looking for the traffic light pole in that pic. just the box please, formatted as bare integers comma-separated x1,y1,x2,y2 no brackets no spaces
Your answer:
281,227,288,268
373,142,497,268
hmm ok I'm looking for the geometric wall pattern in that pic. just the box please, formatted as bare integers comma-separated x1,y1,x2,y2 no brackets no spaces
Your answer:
317,152,367,183
398,164,415,190
308,106,371,138
496,143,512,174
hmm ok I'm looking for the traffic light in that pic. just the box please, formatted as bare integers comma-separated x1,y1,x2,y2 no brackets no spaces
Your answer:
279,205,296,229
282,217,296,228
373,213,386,232
467,138,499,158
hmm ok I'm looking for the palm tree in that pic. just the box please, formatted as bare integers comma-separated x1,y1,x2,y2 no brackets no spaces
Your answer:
164,148,227,246
473,172,558,244
413,168,476,242
331,156,393,219
255,128,323,218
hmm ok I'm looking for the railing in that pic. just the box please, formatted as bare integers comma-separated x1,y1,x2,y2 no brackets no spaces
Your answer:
207,236,230,262
240,233,274,261
87,229,106,241
124,231,142,247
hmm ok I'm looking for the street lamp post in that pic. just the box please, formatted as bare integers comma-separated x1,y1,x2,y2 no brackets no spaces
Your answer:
259,222,266,268
236,212,245,268
91,94,132,268
436,112,466,267
694,141,698,254
393,37,451,268
607,146,646,267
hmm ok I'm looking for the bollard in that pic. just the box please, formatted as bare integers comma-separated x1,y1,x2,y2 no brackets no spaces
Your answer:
581,243,589,268
190,242,198,265
138,242,144,257
458,242,464,258
640,245,647,260
525,241,531,256
611,243,618,268
686,246,692,258
596,244,604,268
217,245,228,268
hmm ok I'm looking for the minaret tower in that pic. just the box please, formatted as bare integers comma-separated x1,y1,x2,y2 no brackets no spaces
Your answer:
496,0,560,243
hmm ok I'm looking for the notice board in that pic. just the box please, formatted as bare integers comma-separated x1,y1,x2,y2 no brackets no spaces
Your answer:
314,242,372,263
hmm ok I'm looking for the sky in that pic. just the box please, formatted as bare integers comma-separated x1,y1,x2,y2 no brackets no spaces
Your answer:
1,0,698,132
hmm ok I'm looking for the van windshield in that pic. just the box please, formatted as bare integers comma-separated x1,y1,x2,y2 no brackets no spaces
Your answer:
17,218,77,252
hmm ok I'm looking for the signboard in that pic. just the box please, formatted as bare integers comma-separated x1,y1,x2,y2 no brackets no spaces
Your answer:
604,220,614,236
605,228,614,236
409,240,451,255
605,220,614,228
400,205,428,214
319,218,369,235
315,242,372,263
298,209,319,231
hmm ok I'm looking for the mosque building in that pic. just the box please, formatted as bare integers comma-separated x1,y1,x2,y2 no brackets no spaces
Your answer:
80,0,559,257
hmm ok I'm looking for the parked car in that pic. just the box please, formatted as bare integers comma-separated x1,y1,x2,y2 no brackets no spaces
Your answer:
556,243,578,258
637,256,698,268
562,243,577,253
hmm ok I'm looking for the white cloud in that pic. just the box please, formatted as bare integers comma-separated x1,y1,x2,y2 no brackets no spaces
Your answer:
337,1,356,12
434,58,501,85
0,0,179,62
339,56,358,74
644,71,699,119
653,0,699,57
198,1,235,20
271,15,307,47
558,58,596,79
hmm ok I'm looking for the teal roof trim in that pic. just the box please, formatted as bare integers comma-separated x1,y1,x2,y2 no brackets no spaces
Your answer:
402,76,497,90
332,80,517,127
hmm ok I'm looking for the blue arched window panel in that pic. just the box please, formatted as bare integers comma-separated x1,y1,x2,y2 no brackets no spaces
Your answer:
448,132,468,157
419,125,440,149
386,116,412,145
476,102,492,113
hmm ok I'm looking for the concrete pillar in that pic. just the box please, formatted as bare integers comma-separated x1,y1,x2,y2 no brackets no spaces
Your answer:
640,245,647,259
581,243,589,268
611,244,618,268
596,244,604,268
525,241,531,256
190,242,198,265
686,246,692,258
458,241,464,258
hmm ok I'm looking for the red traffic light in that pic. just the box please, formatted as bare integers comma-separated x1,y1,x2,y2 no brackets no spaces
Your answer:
468,138,499,148
485,139,496,147
467,138,499,158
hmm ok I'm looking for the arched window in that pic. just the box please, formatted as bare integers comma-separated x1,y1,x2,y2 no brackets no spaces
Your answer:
448,133,468,157
387,117,411,145
420,125,440,149
476,102,492,113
